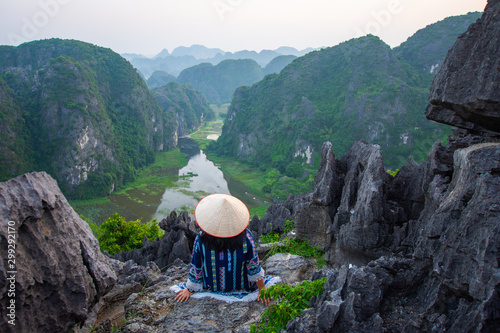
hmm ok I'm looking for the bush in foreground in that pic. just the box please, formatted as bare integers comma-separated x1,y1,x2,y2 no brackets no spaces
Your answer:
90,213,163,255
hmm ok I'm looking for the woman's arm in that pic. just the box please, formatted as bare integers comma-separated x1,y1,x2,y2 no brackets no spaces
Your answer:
176,233,204,302
245,230,270,305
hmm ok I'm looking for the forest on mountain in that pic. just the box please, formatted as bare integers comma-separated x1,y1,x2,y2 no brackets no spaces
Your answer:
146,56,298,103
0,39,207,199
209,13,481,198
177,59,266,104
152,81,215,136
394,12,482,72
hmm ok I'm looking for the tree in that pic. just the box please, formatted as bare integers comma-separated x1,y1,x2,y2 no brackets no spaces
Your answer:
96,213,163,255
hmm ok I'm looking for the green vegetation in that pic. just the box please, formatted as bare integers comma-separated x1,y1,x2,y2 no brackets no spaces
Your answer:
113,148,187,196
0,39,179,199
206,154,269,197
70,148,188,224
249,205,269,219
395,12,482,72
177,59,265,104
152,81,215,136
252,220,327,331
207,21,487,188
209,103,230,116
387,169,399,177
251,278,327,333
263,55,297,75
90,213,163,255
146,70,176,88
206,152,316,201
0,39,213,200
190,117,224,146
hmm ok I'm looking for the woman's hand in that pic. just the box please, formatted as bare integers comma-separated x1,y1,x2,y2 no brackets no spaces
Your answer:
256,279,271,306
257,288,271,306
175,288,193,302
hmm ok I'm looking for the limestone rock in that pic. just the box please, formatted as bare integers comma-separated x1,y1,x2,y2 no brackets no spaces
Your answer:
311,141,342,207
426,0,500,135
294,201,333,251
250,200,294,237
121,259,269,333
254,7,500,327
326,141,392,265
263,253,316,285
413,143,500,302
0,172,116,333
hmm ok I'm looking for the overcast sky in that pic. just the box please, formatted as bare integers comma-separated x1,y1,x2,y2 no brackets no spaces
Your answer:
0,0,487,56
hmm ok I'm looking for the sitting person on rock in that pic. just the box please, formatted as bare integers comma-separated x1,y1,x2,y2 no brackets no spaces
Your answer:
172,193,279,305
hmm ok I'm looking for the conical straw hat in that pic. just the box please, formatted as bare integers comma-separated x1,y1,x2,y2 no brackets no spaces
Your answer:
195,193,250,238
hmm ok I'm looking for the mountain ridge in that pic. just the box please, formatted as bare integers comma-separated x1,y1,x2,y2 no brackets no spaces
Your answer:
0,39,208,199
210,35,445,173
208,12,482,180
126,45,316,78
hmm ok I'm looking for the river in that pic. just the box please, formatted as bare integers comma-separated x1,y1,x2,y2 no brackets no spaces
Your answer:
152,137,269,219
74,137,269,224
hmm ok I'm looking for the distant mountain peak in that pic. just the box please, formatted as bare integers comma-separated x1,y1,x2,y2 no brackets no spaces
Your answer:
154,48,171,59
171,45,226,59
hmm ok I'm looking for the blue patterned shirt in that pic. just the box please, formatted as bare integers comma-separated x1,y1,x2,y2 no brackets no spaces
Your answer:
186,229,265,293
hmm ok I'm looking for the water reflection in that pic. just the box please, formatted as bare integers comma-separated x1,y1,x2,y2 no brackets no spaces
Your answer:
153,138,267,221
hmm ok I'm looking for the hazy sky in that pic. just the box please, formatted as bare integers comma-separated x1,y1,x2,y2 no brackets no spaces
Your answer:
0,0,487,56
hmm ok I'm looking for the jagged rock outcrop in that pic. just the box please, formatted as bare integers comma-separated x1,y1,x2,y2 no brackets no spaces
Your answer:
0,172,117,333
113,210,199,269
283,139,500,332
326,141,395,265
255,2,500,331
426,0,500,135
253,141,397,264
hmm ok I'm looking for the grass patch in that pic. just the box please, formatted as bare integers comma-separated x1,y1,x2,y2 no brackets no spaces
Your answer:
191,119,224,140
192,138,212,150
251,278,327,333
205,154,269,197
114,149,187,196
249,205,269,219
178,189,210,201
70,196,111,208
70,149,188,222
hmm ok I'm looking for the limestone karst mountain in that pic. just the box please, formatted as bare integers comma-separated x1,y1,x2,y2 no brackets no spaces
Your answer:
0,39,212,200
0,3,497,333
0,39,175,199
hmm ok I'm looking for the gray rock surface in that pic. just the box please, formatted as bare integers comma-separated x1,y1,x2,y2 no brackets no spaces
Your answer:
0,172,117,333
327,141,392,264
285,141,500,332
263,253,316,285
426,0,500,135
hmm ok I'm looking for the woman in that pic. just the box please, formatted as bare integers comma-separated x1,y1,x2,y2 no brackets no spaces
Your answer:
174,193,276,305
